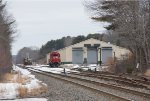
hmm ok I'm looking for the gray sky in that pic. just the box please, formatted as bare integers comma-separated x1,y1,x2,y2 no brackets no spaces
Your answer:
5,0,106,55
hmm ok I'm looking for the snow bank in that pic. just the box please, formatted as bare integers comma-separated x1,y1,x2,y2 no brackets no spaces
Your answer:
13,65,30,76
0,83,19,99
0,65,47,100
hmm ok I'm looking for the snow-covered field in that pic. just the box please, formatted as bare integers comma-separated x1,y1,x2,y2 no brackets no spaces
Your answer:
0,65,48,101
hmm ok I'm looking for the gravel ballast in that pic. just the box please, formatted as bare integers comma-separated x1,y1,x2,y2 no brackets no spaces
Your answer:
31,72,120,101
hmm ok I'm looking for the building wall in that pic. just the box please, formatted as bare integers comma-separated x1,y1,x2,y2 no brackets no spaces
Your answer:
57,48,67,63
46,53,50,64
47,38,131,64
112,46,130,59
64,39,103,63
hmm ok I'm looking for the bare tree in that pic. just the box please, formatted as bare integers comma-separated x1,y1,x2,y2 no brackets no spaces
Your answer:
85,0,150,72
0,0,16,79
16,47,40,64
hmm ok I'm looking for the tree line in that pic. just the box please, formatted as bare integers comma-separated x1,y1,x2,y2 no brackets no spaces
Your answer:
15,47,39,64
16,33,120,64
85,0,150,72
0,0,16,79
39,33,118,58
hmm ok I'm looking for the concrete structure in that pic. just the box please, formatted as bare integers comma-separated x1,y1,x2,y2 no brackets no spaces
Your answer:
47,38,131,65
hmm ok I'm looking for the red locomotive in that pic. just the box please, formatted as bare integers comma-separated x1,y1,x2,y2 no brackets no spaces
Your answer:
49,52,61,67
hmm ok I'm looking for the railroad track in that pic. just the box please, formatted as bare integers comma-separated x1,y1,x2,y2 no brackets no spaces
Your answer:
70,72,150,90
26,67,150,101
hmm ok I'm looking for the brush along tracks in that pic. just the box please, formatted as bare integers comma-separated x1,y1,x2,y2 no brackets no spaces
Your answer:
27,68,150,101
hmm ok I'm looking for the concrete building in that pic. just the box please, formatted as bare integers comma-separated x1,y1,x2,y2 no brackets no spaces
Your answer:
47,38,130,65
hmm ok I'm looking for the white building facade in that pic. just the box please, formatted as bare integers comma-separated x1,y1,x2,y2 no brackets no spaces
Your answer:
47,38,131,65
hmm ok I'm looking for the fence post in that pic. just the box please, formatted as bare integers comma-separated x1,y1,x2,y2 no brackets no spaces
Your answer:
114,52,116,63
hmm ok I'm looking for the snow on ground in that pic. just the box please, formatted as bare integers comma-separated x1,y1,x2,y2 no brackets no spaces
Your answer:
13,65,30,76
13,65,47,91
72,64,109,72
25,65,42,68
27,64,109,74
72,64,80,69
0,65,48,100
0,83,19,99
25,64,49,68
33,66,79,74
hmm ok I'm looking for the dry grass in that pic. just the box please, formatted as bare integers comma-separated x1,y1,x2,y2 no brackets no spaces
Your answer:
17,86,28,98
2,73,14,82
106,57,114,66
18,83,48,98
0,89,5,94
15,75,30,84
29,83,48,96
2,73,30,84
144,69,150,77
1,72,48,98
17,78,47,98
2,73,29,98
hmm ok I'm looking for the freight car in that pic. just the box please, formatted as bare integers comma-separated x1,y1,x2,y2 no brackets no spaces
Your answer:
49,52,61,67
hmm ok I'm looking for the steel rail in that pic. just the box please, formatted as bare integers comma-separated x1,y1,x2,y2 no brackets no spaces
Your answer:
27,68,132,101
67,73,150,99
70,72,150,89
27,67,150,101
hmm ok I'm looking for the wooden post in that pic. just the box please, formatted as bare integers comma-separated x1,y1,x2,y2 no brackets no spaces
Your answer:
114,52,116,63
64,68,66,74
95,68,97,72
100,48,102,66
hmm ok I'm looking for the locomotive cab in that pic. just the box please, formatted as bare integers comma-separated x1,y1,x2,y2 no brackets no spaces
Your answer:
49,52,61,67
23,58,32,66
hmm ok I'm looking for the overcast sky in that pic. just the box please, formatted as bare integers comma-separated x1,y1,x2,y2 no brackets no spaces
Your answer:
5,0,106,55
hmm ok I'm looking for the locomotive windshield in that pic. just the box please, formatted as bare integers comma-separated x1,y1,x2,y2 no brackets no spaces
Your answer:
52,54,59,56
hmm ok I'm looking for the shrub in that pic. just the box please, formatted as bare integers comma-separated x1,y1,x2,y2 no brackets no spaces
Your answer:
145,69,150,77
126,65,134,74
106,57,114,66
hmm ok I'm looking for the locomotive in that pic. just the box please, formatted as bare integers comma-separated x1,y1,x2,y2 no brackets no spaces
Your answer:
49,52,61,67
23,58,32,66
